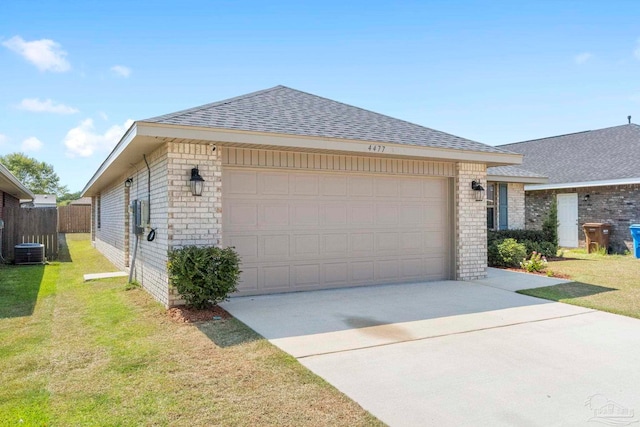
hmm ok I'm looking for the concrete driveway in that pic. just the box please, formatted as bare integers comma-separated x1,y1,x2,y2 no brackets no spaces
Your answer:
222,269,640,426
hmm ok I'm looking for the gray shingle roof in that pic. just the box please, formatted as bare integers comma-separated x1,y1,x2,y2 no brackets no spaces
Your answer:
144,85,511,154
499,124,640,184
486,165,547,178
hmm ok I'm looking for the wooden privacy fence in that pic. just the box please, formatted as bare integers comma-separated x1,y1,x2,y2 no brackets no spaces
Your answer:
58,205,91,233
2,206,58,261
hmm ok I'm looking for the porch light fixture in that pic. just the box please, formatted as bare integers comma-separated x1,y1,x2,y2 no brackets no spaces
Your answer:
471,180,485,201
584,194,590,202
124,178,133,188
190,166,205,196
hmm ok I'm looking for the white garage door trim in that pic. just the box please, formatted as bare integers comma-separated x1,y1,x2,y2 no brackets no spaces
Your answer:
223,165,453,296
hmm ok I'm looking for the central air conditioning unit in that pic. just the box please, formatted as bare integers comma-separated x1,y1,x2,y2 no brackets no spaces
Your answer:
14,243,45,265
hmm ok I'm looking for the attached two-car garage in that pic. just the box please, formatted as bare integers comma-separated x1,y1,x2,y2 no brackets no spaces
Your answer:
222,149,454,295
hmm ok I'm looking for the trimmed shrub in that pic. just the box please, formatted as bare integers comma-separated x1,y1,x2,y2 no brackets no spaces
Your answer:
167,246,241,309
521,240,557,258
493,238,527,267
488,229,547,245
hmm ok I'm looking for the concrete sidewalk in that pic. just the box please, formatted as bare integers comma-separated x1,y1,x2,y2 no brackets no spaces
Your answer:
222,270,640,426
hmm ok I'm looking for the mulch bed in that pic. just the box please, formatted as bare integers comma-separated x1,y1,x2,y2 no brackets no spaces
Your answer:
502,267,571,280
167,305,233,323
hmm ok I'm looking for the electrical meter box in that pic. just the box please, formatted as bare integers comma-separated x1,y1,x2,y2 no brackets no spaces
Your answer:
131,199,149,235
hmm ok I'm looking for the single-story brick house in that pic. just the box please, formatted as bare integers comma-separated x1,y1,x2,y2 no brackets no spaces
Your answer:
499,123,640,252
0,163,35,259
82,85,525,307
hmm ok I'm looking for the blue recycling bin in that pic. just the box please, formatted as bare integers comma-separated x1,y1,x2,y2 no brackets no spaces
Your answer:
630,225,640,258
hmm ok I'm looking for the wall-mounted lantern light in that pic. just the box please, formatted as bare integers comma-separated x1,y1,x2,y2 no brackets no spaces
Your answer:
584,194,590,202
124,178,133,188
471,180,485,201
190,166,205,196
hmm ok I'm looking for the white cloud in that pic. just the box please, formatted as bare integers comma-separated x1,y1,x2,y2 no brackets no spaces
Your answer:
2,36,70,72
18,98,79,114
0,134,7,146
574,52,593,64
64,118,133,157
98,111,109,121
110,65,131,78
634,39,640,60
21,136,43,152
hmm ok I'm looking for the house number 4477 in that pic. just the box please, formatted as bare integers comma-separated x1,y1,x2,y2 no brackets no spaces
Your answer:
368,145,386,153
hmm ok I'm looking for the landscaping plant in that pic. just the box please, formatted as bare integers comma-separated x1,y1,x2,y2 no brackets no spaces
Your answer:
167,246,241,309
520,251,548,273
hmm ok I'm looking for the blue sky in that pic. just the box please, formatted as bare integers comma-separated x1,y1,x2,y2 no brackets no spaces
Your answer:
1,0,640,192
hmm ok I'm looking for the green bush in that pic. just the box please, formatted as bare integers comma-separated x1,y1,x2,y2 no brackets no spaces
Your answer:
488,229,547,245
521,240,557,258
520,251,548,273
542,199,559,248
167,246,241,309
493,238,527,267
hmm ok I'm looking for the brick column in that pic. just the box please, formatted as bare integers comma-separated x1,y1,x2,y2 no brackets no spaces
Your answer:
455,163,487,280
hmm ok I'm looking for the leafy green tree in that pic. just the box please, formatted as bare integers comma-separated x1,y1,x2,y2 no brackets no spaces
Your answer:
58,190,82,206
0,152,68,196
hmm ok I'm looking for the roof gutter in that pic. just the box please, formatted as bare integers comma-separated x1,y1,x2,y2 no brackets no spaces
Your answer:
525,177,640,191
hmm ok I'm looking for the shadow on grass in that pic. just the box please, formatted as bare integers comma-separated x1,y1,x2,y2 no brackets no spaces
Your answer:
517,281,617,301
197,318,263,348
57,233,72,262
0,264,45,318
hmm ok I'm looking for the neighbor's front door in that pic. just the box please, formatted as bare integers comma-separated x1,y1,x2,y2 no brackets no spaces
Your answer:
557,193,578,247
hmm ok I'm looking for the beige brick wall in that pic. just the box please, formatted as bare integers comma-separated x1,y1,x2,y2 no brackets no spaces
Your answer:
455,163,487,280
507,182,525,229
166,142,222,306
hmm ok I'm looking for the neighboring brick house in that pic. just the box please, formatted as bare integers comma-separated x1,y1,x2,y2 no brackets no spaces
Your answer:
82,85,523,307
0,163,34,259
499,123,640,253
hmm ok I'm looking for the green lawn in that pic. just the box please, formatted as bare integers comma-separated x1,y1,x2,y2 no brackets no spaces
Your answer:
0,234,382,426
518,249,640,319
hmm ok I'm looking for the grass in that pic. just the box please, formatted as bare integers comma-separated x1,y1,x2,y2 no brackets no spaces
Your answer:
518,248,640,319
0,234,382,426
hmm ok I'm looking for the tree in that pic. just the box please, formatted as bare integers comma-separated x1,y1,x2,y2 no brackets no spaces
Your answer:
58,190,82,206
0,152,68,196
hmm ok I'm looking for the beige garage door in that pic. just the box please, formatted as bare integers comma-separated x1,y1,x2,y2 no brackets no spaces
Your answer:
223,168,451,295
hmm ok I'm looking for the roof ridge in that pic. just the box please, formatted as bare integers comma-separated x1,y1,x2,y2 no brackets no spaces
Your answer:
142,85,286,123
500,123,640,147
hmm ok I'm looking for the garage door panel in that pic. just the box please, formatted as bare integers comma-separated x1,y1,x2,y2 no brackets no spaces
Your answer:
400,180,423,198
324,262,348,284
321,175,347,196
349,203,374,225
261,203,289,226
227,235,258,260
349,176,374,196
293,264,321,287
376,259,400,280
323,234,348,255
351,261,375,282
291,174,319,195
322,204,348,226
237,267,258,292
293,234,320,257
424,179,446,199
262,265,290,289
291,203,319,226
351,232,375,253
226,170,258,194
376,232,399,252
228,203,258,227
376,204,399,225
262,235,289,259
259,172,289,195
223,168,450,295
375,178,398,197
